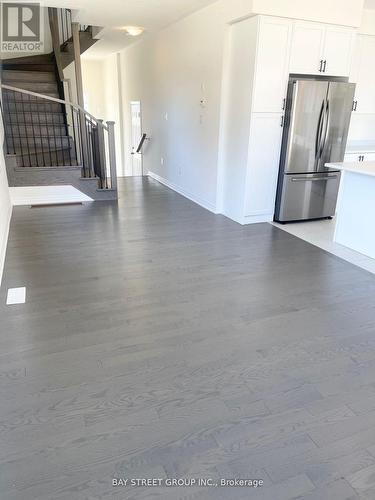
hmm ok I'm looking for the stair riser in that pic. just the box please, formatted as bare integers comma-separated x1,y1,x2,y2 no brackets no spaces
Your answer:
8,136,73,150
5,102,63,113
6,124,67,137
14,149,78,168
4,112,66,125
3,81,59,94
3,90,60,101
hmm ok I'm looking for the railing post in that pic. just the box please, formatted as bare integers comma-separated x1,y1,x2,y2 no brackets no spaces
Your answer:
97,119,107,188
107,121,118,191
72,22,89,172
48,8,64,81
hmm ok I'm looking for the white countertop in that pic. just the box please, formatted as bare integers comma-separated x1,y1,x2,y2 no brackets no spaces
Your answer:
346,141,375,154
326,161,375,177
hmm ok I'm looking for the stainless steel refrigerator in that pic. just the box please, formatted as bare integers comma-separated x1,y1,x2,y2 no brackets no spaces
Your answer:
274,77,355,223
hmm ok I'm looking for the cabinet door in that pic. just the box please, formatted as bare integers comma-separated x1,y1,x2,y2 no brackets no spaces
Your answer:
245,113,283,218
323,26,355,77
252,17,292,113
351,36,375,114
289,21,325,75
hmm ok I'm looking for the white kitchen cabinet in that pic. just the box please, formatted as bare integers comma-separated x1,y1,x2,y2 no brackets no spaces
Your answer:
252,17,292,113
289,21,355,77
323,26,355,77
350,35,375,114
244,113,284,219
289,21,325,75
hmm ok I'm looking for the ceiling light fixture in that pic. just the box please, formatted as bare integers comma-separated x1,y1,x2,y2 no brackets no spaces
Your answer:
123,26,145,36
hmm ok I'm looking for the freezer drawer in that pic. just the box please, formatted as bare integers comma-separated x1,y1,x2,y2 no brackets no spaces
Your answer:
276,172,341,222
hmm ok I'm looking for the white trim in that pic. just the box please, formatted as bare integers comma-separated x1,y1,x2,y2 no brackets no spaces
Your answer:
243,213,274,224
0,204,12,285
221,210,273,225
148,171,218,214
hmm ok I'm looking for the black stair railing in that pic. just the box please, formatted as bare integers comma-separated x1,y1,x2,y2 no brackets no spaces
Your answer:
0,84,117,191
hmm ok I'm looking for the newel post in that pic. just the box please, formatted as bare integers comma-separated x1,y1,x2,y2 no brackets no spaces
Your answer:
107,121,118,191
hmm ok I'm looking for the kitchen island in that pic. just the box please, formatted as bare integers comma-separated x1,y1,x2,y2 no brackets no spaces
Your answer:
326,161,375,259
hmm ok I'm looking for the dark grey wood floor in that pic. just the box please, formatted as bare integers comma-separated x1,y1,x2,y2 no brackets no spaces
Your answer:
1,177,375,499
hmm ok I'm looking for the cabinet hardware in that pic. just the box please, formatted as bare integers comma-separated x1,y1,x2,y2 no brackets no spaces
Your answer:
319,60,323,72
322,60,327,73
282,98,286,111
280,115,284,127
358,155,365,162
352,100,358,111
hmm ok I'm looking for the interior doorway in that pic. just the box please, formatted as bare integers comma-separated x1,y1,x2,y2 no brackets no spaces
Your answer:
130,101,144,176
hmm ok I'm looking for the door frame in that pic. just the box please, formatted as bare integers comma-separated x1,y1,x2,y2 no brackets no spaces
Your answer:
130,100,144,176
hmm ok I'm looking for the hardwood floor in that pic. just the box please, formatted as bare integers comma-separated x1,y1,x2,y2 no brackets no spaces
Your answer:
1,177,375,499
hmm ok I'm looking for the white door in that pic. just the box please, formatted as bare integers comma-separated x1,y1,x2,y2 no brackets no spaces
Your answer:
322,26,355,77
252,17,292,113
245,113,284,218
351,36,375,114
130,101,143,176
289,21,325,75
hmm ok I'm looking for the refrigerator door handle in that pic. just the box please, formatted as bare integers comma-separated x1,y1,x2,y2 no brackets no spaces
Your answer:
315,100,325,158
291,175,339,182
319,99,330,159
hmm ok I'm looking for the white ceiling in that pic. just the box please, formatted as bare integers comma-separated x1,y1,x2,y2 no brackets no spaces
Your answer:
45,0,219,58
365,0,375,8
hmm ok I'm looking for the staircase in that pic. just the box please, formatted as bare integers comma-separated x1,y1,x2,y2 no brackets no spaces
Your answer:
2,55,76,168
1,9,117,201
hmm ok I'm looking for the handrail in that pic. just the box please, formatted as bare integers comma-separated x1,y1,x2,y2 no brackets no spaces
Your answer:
1,84,107,130
1,84,117,191
135,133,148,154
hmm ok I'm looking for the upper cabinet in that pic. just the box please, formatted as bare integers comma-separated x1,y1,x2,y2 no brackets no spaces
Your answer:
289,21,325,75
350,35,375,114
289,21,356,77
252,17,292,113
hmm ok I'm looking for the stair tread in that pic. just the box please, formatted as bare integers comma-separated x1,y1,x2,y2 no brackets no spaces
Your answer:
3,81,58,88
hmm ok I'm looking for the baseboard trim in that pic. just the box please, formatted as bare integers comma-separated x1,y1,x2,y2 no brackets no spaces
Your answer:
0,204,12,285
148,171,218,214
243,213,274,224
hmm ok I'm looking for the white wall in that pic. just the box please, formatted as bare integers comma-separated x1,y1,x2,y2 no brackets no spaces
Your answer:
81,59,106,117
0,109,12,284
81,56,124,176
359,8,375,34
120,1,229,210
